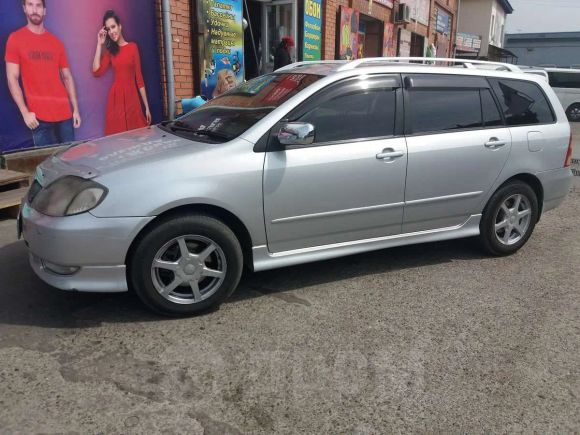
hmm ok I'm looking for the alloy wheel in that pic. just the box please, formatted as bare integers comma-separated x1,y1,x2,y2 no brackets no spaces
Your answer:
494,194,532,246
150,235,227,304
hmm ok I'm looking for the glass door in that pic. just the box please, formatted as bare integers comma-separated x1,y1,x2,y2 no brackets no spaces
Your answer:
261,0,297,73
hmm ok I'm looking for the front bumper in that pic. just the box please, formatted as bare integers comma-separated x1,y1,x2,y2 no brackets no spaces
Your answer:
21,203,154,293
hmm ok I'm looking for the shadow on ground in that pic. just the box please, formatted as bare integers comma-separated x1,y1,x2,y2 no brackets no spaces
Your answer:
0,236,487,328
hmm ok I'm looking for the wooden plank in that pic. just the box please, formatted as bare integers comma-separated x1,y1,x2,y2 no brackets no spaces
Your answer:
0,169,30,187
0,187,28,210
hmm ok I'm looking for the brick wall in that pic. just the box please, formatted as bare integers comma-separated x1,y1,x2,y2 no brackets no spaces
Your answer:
323,0,458,60
323,0,394,60
155,0,195,116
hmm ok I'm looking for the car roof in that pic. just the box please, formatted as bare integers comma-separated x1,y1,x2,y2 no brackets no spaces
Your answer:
276,57,546,84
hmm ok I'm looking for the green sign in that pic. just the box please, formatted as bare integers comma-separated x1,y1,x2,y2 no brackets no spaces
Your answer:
303,0,322,61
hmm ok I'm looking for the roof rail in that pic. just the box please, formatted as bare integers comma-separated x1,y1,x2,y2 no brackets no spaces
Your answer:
275,60,346,72
336,57,523,73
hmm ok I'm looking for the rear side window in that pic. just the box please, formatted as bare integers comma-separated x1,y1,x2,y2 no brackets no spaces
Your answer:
548,71,580,89
408,89,482,134
481,89,503,127
489,78,555,126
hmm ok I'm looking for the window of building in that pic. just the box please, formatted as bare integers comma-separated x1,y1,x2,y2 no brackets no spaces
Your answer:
489,78,555,126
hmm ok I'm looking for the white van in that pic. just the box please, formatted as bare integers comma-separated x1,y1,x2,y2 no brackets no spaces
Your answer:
545,68,580,122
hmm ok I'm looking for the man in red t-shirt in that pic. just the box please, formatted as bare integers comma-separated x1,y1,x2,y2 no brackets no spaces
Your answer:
5,0,81,147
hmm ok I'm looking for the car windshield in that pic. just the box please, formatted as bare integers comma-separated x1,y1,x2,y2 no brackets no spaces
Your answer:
160,73,323,143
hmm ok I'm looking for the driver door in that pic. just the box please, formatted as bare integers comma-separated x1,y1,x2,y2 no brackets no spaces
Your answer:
262,74,408,253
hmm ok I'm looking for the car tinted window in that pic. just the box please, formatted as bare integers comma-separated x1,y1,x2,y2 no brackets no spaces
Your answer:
489,78,555,126
481,89,503,127
161,73,323,143
298,88,397,143
548,71,580,89
409,89,482,134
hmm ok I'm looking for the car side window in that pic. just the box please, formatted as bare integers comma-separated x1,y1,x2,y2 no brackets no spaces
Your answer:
481,88,503,127
489,78,555,126
408,89,483,134
297,89,396,143
548,72,580,89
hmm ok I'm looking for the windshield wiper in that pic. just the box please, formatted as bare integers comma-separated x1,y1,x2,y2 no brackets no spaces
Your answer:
163,121,231,141
192,129,231,141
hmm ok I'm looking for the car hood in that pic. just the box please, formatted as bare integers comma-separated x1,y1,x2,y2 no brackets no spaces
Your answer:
36,126,211,186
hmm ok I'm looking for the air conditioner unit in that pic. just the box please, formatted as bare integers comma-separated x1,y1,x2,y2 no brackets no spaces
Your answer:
395,4,411,23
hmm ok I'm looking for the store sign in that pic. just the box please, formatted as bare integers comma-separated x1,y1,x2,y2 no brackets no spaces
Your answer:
436,9,451,35
303,0,322,61
0,0,163,153
383,22,396,57
199,0,245,100
398,28,412,57
338,6,360,60
456,32,482,52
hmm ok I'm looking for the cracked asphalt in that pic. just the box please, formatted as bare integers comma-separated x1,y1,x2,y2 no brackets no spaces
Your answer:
0,130,579,433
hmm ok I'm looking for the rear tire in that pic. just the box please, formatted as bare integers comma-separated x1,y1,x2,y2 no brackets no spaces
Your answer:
129,214,243,316
479,181,539,256
566,103,580,122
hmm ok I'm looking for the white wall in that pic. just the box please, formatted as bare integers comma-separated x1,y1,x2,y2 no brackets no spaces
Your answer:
458,0,493,56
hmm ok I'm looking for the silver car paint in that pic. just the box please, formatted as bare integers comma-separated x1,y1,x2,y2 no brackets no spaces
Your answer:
22,64,572,292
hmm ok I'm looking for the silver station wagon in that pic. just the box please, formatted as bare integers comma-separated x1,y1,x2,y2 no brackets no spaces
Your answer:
20,58,574,315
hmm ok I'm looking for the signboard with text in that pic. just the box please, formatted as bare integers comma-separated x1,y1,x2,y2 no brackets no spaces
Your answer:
436,9,451,35
199,0,245,100
303,0,322,61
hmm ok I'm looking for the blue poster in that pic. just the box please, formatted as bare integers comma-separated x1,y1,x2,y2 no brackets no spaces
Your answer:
304,0,322,61
199,0,245,99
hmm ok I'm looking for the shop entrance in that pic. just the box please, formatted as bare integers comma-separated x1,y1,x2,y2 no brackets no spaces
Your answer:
410,32,425,57
243,0,297,76
357,14,383,58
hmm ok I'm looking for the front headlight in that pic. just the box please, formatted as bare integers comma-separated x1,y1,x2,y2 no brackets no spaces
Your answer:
32,176,107,217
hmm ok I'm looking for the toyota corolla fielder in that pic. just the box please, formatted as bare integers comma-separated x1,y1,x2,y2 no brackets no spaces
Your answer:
20,58,574,316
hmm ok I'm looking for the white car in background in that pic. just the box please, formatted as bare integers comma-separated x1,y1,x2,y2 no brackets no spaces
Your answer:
544,68,580,122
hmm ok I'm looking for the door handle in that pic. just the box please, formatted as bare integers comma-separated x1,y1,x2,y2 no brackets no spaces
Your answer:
485,138,507,149
376,149,405,160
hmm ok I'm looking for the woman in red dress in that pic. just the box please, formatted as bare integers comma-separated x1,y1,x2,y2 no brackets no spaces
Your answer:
92,10,151,135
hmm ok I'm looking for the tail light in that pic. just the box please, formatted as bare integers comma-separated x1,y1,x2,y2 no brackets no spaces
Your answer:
564,133,573,167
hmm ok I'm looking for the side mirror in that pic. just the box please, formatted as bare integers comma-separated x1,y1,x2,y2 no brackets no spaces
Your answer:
277,122,315,146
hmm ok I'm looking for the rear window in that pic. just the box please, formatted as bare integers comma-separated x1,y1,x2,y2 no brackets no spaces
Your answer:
489,78,555,126
160,73,323,143
548,71,580,89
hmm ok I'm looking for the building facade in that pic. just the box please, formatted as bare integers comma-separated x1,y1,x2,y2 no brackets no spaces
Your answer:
505,32,580,68
456,0,514,61
154,0,460,117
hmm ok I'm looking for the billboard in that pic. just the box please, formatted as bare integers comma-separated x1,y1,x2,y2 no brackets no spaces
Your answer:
198,0,244,100
303,0,322,61
0,0,163,153
338,6,359,60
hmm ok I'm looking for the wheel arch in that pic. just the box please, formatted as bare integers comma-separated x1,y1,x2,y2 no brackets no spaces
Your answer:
125,203,255,271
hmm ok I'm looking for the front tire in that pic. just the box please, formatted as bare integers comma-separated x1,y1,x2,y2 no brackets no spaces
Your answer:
129,214,243,316
479,181,539,256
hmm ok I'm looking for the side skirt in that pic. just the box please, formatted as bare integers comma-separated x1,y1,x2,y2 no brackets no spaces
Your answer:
252,215,482,272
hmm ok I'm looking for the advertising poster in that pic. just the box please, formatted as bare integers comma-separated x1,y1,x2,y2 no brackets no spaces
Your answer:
0,0,163,153
338,6,359,60
303,0,322,61
199,0,244,100
383,22,395,57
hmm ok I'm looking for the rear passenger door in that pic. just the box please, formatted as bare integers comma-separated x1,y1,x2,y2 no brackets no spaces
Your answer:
402,74,512,233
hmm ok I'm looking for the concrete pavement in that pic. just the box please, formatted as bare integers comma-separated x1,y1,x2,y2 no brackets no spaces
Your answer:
0,138,579,433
